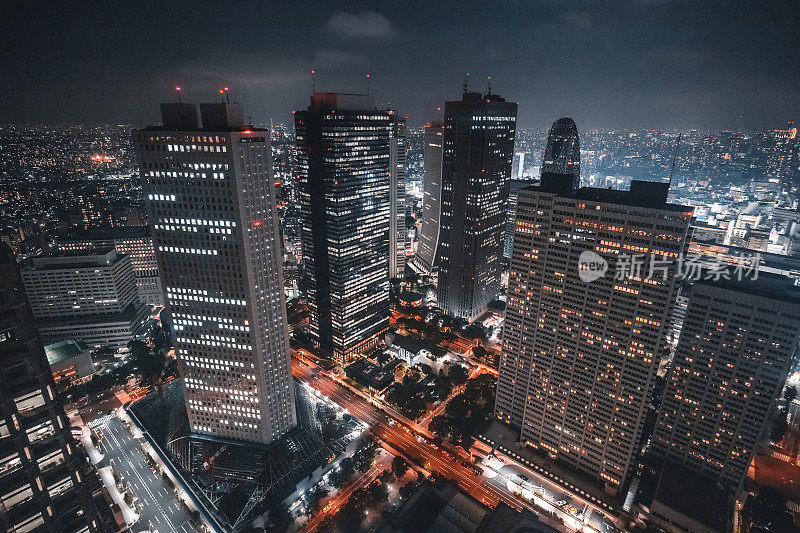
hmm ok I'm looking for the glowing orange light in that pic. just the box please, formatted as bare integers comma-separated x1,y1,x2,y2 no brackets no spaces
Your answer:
175,86,181,91
224,87,229,91
253,220,262,227
219,90,224,94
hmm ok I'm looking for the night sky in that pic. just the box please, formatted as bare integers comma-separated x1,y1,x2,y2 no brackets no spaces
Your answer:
2,1,798,130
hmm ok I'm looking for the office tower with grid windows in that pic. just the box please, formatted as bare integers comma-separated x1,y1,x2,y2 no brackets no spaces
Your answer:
135,101,297,445
389,111,407,279
650,274,800,490
437,92,517,321
0,244,113,533
411,122,444,274
503,178,530,260
55,227,164,306
496,174,693,491
20,248,149,348
295,93,391,361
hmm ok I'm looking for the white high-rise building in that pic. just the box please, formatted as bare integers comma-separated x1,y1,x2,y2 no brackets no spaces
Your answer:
20,248,149,347
389,111,407,278
411,122,443,274
651,274,800,490
135,102,297,445
55,227,164,306
496,173,693,491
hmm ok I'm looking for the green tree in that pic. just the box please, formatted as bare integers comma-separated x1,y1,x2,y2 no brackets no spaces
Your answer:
399,481,417,499
391,455,409,479
434,375,453,399
448,365,469,386
353,442,377,473
328,457,355,489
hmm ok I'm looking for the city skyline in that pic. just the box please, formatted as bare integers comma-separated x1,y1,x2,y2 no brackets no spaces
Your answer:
2,1,799,130
2,6,800,530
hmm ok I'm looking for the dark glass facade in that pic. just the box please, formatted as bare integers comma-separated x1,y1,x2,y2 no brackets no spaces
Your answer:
296,93,391,360
437,92,517,321
541,117,581,188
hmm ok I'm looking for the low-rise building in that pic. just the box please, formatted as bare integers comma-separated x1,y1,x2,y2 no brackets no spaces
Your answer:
344,359,395,393
21,248,151,347
44,339,94,386
55,227,164,306
387,333,446,366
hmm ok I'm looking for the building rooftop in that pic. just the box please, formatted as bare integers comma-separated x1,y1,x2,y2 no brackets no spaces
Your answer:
695,271,800,305
308,92,376,112
393,334,445,357
653,462,731,532
527,175,692,212
44,339,89,365
27,248,119,270
62,227,150,241
138,102,265,133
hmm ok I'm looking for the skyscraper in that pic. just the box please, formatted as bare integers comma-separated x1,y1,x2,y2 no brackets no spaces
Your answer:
651,274,800,490
136,101,297,445
541,117,580,189
503,178,530,260
296,93,391,361
496,174,692,491
389,111,407,279
411,122,443,274
437,92,517,321
0,244,113,533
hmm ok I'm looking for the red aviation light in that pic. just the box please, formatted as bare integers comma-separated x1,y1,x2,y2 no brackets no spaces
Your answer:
253,220,263,227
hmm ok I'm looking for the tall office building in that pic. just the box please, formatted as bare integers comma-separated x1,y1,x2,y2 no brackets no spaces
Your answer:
296,93,391,361
503,179,530,260
136,101,297,445
541,117,580,189
55,227,164,306
651,274,800,490
496,173,693,491
0,244,113,533
437,92,517,321
411,122,444,274
20,249,149,347
389,111,408,279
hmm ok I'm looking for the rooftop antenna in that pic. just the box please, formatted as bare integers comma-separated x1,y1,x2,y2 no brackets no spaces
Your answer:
224,87,230,104
219,89,224,103
311,69,316,93
365,73,371,94
668,133,682,188
463,73,470,95
487,76,492,95
175,86,182,103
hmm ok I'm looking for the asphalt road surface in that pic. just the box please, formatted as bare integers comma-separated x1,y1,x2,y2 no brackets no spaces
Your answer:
292,359,617,533
92,415,198,533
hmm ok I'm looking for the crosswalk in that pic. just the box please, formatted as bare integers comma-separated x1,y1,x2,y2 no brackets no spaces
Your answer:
88,414,114,429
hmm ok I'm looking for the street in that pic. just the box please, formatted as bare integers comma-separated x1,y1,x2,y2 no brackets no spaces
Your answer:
90,414,198,533
292,358,617,533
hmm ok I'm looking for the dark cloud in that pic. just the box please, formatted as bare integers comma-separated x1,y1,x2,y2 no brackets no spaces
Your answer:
326,11,396,40
0,0,797,130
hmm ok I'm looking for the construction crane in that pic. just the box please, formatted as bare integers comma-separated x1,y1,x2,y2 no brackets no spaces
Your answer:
202,444,227,474
668,133,682,187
